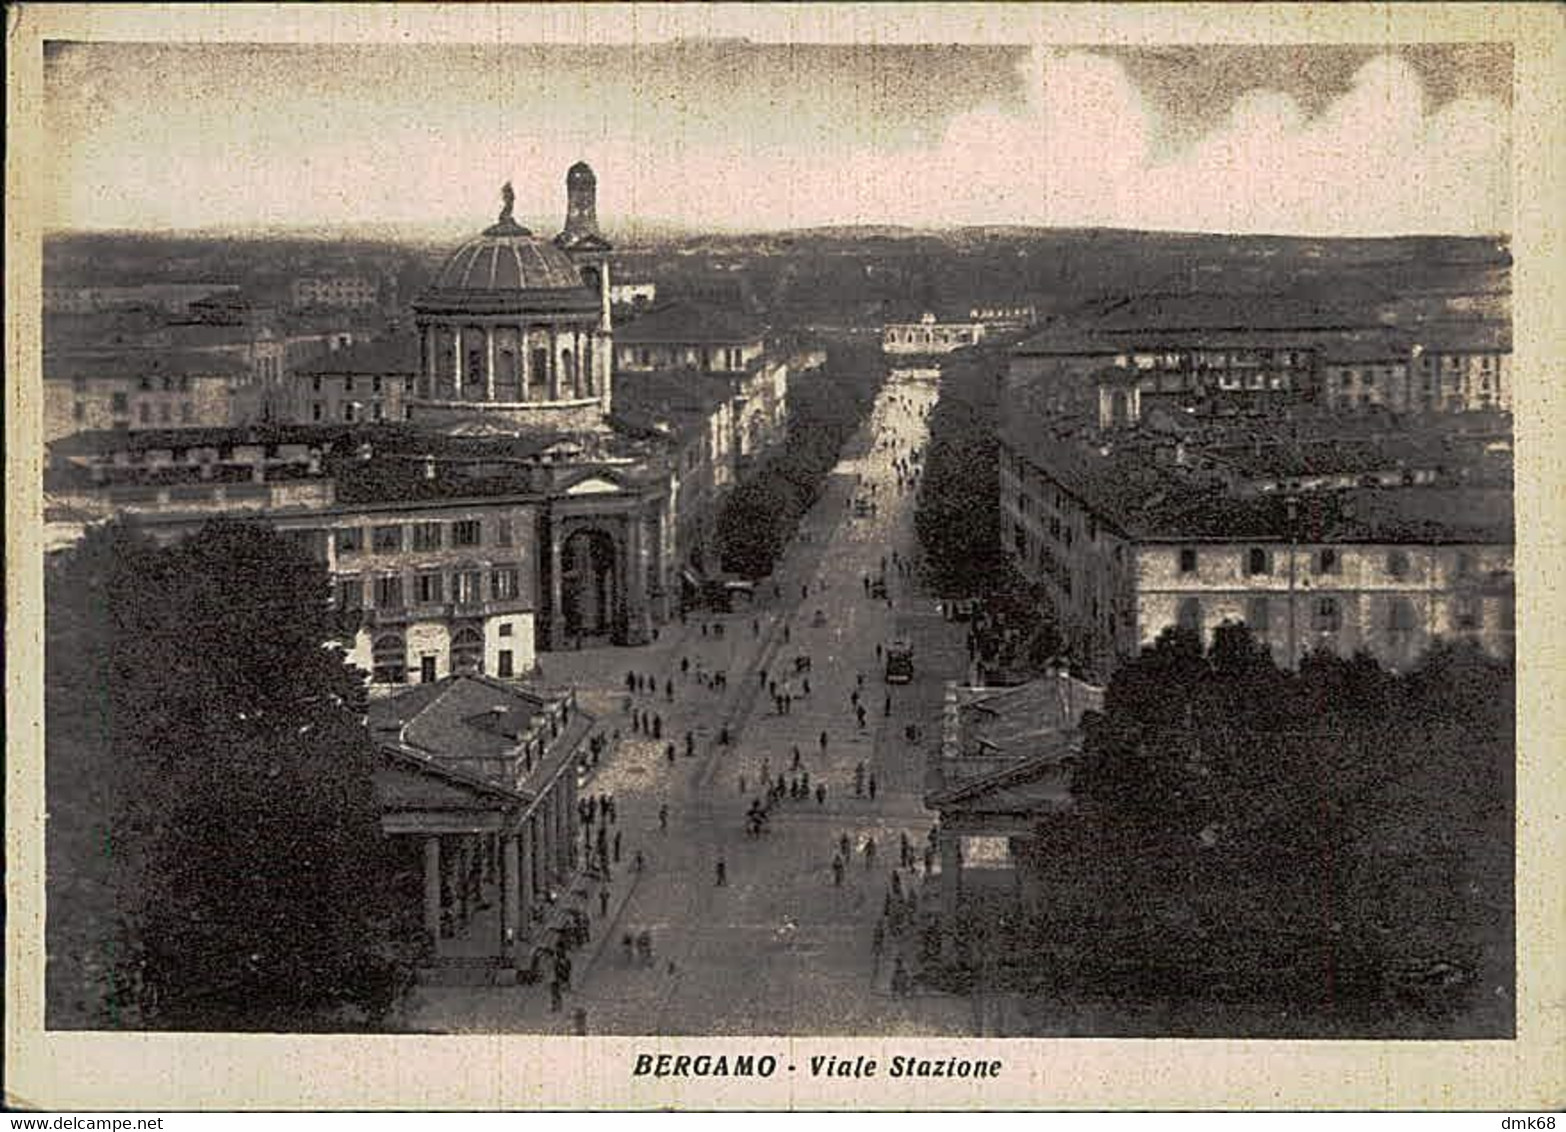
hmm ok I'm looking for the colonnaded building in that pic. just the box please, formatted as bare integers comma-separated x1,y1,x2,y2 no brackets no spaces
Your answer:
44,164,794,689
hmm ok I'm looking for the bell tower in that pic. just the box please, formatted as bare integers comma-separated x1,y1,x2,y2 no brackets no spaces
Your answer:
555,161,614,411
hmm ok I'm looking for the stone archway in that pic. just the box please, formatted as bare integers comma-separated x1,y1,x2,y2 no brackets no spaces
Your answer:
561,528,619,640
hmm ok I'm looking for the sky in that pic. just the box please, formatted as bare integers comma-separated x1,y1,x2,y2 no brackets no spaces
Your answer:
42,41,1512,237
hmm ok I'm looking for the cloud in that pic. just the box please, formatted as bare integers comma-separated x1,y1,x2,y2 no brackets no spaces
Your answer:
616,48,1508,235
883,49,1510,235
43,46,1509,236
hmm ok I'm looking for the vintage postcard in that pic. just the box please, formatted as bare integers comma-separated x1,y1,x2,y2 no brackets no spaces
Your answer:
6,2,1563,1112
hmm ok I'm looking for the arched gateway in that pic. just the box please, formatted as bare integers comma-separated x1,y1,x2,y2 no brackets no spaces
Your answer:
560,528,619,640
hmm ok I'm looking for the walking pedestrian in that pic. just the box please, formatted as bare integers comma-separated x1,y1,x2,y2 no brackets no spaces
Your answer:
816,783,827,806
864,836,877,868
599,887,610,917
884,693,892,717
634,849,646,873
550,979,563,1013
803,677,811,696
665,678,674,702
792,746,801,770
820,730,829,753
715,856,727,887
840,833,852,860
653,714,662,740
832,855,845,886
613,830,622,863
659,803,669,832
739,774,747,795
667,742,676,763
869,773,878,800
686,731,696,757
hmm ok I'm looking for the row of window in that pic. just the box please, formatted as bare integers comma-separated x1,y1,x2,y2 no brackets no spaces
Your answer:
370,627,518,683
309,374,414,394
338,565,522,609
312,401,412,422
96,399,196,424
336,518,512,556
1175,593,1489,635
1178,546,1481,580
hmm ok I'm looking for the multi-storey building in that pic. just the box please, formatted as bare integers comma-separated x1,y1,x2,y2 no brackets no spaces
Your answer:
291,275,380,310
996,417,1514,680
614,302,789,461
368,673,590,971
43,351,255,440
282,335,418,424
1010,296,1512,420
1409,323,1512,414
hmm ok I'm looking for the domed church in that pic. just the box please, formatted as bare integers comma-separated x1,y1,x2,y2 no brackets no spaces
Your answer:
410,165,615,433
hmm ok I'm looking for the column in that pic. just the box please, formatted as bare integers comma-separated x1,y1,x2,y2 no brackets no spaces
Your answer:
423,836,442,944
542,795,556,884
522,326,534,401
624,516,648,645
548,330,561,400
484,326,496,401
549,530,565,649
525,815,538,920
940,830,962,919
451,328,463,400
501,834,521,957
445,839,462,930
564,774,578,868
556,788,569,872
520,820,535,936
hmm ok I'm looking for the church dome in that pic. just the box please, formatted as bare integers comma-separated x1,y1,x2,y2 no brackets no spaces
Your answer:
415,191,599,317
432,226,587,293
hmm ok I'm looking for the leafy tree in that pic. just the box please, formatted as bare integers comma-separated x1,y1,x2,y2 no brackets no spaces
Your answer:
1012,625,1513,1034
718,342,883,577
46,519,409,1030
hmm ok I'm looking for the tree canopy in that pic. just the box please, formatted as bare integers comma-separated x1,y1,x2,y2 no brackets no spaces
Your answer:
46,519,409,1030
1013,625,1514,1036
719,341,884,579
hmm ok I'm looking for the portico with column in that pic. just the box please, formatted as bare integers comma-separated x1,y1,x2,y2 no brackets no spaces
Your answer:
374,686,590,979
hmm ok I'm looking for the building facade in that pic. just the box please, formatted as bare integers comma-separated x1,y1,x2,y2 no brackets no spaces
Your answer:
614,302,790,462
997,431,1515,678
882,312,986,356
369,674,589,975
282,336,418,424
291,275,380,310
43,352,254,440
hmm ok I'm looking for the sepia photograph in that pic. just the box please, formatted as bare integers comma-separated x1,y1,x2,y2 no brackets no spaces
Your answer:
6,2,1563,1113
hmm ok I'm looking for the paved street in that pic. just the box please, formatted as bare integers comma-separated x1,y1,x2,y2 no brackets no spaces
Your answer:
404,370,973,1035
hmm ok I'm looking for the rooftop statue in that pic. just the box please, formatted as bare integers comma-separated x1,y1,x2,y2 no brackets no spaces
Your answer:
499,181,516,224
